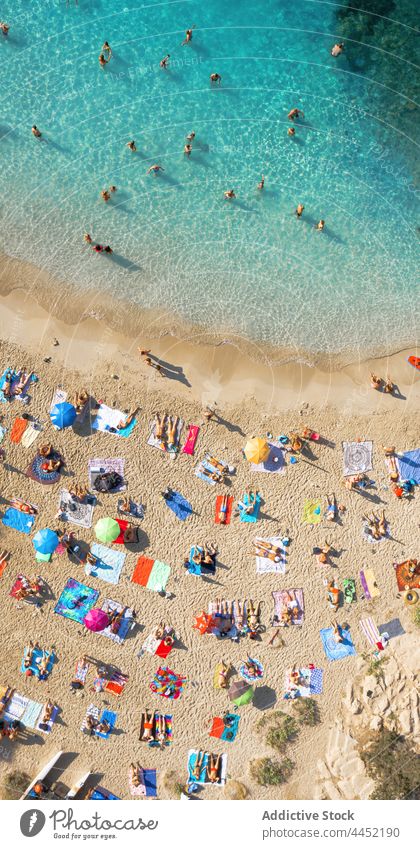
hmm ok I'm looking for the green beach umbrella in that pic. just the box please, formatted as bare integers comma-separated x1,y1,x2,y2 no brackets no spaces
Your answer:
228,680,254,706
94,517,120,544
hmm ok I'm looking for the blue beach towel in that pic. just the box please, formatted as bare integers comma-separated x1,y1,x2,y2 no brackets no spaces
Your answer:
165,490,192,521
143,769,158,797
398,449,420,484
320,627,357,662
0,368,18,403
188,750,208,784
239,493,261,523
21,646,55,679
221,714,240,742
88,544,126,585
2,507,36,535
91,787,120,800
20,699,44,729
96,710,117,739
54,578,99,624
188,545,203,575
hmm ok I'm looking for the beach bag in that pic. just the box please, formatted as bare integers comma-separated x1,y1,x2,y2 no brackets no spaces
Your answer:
93,471,123,492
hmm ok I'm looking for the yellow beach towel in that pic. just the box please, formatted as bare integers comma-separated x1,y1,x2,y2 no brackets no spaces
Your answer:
302,499,322,525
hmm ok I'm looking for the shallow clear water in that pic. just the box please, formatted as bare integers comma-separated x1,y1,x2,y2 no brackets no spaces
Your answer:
0,0,419,356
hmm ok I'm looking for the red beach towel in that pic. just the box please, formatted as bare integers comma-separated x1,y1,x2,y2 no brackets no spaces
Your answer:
10,418,28,444
215,495,233,525
182,425,200,455
131,556,155,586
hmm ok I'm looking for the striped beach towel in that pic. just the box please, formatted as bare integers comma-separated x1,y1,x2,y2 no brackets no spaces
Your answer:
131,556,170,592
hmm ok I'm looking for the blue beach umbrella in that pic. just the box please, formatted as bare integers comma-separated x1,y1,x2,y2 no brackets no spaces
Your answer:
33,528,59,555
50,401,77,430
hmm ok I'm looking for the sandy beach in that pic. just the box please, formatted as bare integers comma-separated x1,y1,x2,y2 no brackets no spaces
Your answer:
0,255,419,801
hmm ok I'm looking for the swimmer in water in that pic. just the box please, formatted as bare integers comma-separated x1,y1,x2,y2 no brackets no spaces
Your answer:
109,185,117,193
210,73,222,85
182,27,194,46
288,127,296,136
186,131,196,142
314,219,325,231
160,54,170,69
224,189,236,200
184,143,192,156
331,42,344,57
288,108,304,121
146,164,165,175
101,190,111,202
102,41,112,59
295,203,304,218
32,125,42,138
257,174,265,190
83,233,92,244
99,53,109,68
0,21,10,35
126,140,137,152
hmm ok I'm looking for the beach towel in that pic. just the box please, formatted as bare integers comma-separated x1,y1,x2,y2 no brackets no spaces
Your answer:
74,659,89,685
239,658,264,683
21,646,55,679
26,452,62,485
397,448,420,484
131,556,171,593
215,495,234,525
104,672,128,697
343,441,373,476
187,751,227,786
92,404,138,438
320,627,357,662
379,618,405,640
283,667,324,699
209,714,240,742
96,710,116,739
164,490,192,521
0,424,6,443
182,424,200,455
87,544,126,585
81,703,100,733
129,768,146,797
139,628,175,659
91,787,120,801
2,507,36,535
21,421,43,448
239,492,261,523
150,666,185,700
0,368,19,403
88,458,126,492
213,662,232,690
302,499,322,525
362,522,390,543
359,617,382,648
10,417,28,444
394,560,420,591
10,574,35,601
54,578,99,623
117,497,144,521
272,589,304,626
36,704,59,734
3,691,29,720
194,456,227,485
149,714,173,748
360,568,380,600
255,537,286,574
208,600,247,640
100,599,134,644
250,441,286,474
20,699,43,730
58,490,95,529
143,769,158,797
147,418,184,458
35,551,52,563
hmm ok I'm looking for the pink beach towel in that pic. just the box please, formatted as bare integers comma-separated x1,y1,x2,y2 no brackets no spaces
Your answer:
182,425,200,455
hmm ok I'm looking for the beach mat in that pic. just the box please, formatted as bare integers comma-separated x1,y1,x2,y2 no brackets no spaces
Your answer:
394,560,420,591
239,493,261,523
343,441,373,476
272,589,304,626
88,458,126,492
2,507,36,535
379,618,405,640
147,418,184,457
320,627,357,662
187,751,227,786
215,495,233,525
131,557,170,592
20,699,43,730
209,714,240,742
26,453,62,485
164,490,192,521
96,709,117,739
21,646,55,679
302,499,322,525
397,449,420,484
284,667,323,699
360,568,380,600
182,424,200,455
100,598,134,644
250,441,286,474
359,617,382,647
255,537,286,574
58,489,95,529
87,544,126,585
92,404,138,437
10,417,28,444
21,421,43,448
36,704,59,734
54,578,99,624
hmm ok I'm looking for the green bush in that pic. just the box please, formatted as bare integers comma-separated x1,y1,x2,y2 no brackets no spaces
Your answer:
250,757,294,786
412,607,420,629
362,651,388,682
266,716,298,752
360,730,420,800
2,770,31,800
292,698,319,726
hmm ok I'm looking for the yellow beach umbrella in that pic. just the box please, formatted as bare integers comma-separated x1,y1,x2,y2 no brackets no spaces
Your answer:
244,437,270,464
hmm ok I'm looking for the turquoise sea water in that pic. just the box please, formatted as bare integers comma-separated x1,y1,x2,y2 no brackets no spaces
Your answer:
0,0,419,357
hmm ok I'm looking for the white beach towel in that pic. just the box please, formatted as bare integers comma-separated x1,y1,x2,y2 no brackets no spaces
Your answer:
343,441,373,477
255,537,286,574
59,489,95,529
50,388,68,429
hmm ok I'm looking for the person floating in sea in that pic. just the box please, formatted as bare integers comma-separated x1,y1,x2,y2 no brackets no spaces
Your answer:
288,127,296,136
331,42,344,57
288,107,304,121
295,203,305,218
102,41,112,60
0,21,10,35
210,72,222,85
257,174,265,190
182,27,195,46
31,125,42,138
160,54,170,69
224,189,236,200
314,219,325,231
184,143,192,156
126,140,137,152
101,190,111,202
186,131,196,142
99,52,110,68
146,164,164,175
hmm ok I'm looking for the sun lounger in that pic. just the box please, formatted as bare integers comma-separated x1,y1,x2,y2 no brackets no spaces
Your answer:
342,440,373,476
182,424,200,455
2,507,36,535
320,627,357,662
87,544,126,585
164,490,192,521
131,556,170,593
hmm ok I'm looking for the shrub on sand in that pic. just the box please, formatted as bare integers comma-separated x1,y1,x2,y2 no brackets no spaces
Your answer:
223,780,249,800
2,770,31,800
250,757,294,786
162,770,185,798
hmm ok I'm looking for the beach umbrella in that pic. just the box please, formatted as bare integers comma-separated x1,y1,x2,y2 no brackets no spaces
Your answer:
84,609,109,632
244,437,270,464
228,680,254,706
50,401,77,430
33,527,59,555
94,517,120,544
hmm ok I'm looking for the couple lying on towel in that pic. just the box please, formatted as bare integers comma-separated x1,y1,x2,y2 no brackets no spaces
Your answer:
253,538,282,562
191,752,222,784
140,710,170,748
213,599,263,639
154,413,181,451
271,591,301,627
2,368,34,399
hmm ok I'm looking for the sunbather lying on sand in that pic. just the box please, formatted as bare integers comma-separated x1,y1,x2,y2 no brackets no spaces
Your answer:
9,496,38,514
167,416,180,450
290,432,303,452
325,494,337,521
129,763,142,786
36,648,53,678
205,454,232,474
207,753,222,783
154,412,166,440
23,641,39,669
155,714,168,748
198,464,223,483
74,389,89,414
247,599,263,638
326,580,340,612
332,620,344,643
41,699,55,724
192,751,205,780
315,540,333,565
117,407,140,430
253,539,282,562
217,661,229,688
141,710,155,742
14,369,31,395
237,489,259,514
